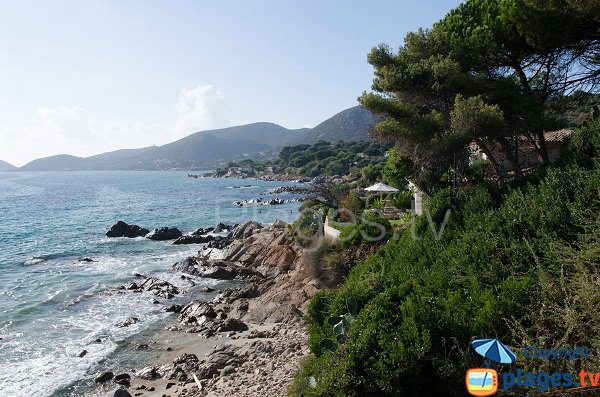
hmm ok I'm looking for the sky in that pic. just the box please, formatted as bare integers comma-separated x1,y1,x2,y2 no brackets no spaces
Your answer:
0,0,462,166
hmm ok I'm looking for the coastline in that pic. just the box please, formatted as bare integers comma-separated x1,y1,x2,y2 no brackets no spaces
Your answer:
87,220,318,397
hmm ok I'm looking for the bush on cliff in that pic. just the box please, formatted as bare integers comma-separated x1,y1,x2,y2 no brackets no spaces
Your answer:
290,120,600,397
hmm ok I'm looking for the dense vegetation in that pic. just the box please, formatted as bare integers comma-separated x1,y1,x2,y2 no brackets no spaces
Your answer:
294,106,376,145
290,119,600,397
360,0,599,192
290,1,599,396
274,140,391,179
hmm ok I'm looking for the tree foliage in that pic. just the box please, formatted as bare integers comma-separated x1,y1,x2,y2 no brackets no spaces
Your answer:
360,0,600,192
291,119,600,397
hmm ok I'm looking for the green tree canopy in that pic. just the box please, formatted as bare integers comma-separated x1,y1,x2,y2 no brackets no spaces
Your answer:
360,0,599,192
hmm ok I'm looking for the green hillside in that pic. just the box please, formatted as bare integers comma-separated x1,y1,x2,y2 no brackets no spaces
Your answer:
293,106,376,144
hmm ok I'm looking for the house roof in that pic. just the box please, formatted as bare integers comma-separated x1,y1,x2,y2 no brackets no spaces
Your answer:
544,129,573,142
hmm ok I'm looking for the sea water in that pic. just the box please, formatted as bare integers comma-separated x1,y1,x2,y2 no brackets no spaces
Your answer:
0,171,302,396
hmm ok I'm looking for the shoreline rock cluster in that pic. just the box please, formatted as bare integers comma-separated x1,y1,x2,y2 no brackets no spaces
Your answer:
106,221,235,246
94,219,319,397
265,186,317,195
232,197,300,207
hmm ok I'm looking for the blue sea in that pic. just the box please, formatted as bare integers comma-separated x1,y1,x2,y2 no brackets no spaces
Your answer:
0,171,302,396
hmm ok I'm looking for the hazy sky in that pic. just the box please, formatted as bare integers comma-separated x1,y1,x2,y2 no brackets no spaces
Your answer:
0,0,462,166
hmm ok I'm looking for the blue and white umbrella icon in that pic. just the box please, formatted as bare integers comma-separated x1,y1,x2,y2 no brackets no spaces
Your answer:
471,338,517,365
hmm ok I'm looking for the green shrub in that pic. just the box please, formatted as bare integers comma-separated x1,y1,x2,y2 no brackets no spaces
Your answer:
339,210,392,248
291,122,600,397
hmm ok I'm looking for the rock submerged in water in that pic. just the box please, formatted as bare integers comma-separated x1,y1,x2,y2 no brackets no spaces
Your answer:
213,223,232,233
116,317,139,328
145,227,183,241
106,221,149,238
173,234,214,245
191,227,214,236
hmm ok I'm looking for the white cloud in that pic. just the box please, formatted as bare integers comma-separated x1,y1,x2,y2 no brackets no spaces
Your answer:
0,84,232,166
174,85,230,137
37,106,97,140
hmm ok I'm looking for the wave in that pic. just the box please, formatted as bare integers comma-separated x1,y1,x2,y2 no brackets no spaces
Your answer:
23,254,63,266
227,185,259,189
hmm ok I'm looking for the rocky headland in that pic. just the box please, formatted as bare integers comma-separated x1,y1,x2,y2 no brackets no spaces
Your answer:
95,220,320,397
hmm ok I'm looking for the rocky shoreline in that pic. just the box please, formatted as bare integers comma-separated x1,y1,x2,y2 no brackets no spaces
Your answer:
200,172,355,185
94,220,319,397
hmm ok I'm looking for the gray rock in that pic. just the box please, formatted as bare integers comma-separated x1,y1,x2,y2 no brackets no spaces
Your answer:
145,227,182,241
113,389,132,397
77,350,87,358
138,278,180,299
173,234,214,245
106,221,149,238
202,267,235,280
114,373,131,386
164,304,183,313
116,317,139,328
229,221,263,240
221,365,235,376
191,227,214,236
272,219,286,229
213,223,232,233
137,366,160,380
172,257,201,277
94,371,114,383
218,318,248,332
173,353,199,365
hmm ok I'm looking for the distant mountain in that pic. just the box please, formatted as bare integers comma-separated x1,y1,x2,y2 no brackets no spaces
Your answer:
19,155,86,171
292,106,377,144
83,147,157,170
17,106,378,171
0,159,16,171
129,123,306,169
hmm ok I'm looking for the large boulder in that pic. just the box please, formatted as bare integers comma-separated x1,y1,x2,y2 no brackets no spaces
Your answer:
94,371,114,383
173,234,214,245
172,257,262,280
106,221,149,238
172,257,202,277
146,227,182,241
218,318,248,332
138,277,180,298
229,221,263,240
202,266,235,280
